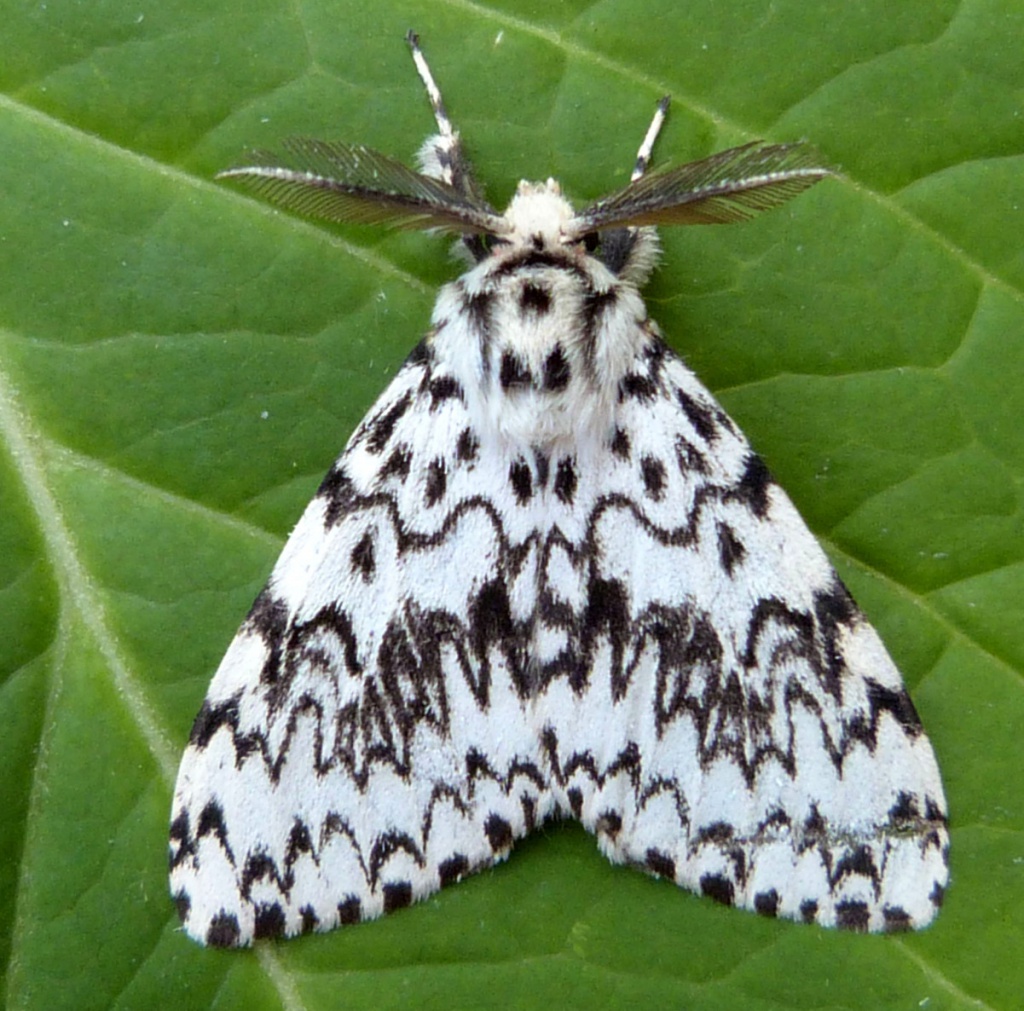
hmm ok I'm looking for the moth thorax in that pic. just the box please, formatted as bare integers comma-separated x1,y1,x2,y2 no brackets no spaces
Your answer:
448,255,646,447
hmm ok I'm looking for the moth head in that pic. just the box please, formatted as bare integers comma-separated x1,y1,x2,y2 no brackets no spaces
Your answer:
502,179,577,251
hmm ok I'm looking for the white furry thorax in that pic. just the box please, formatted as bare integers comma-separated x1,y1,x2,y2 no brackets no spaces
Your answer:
430,180,658,449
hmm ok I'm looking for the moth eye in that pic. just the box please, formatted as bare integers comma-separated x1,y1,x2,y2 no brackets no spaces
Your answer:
583,232,601,253
474,234,511,259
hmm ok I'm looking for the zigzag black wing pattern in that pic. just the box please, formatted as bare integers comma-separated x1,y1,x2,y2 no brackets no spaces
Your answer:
530,337,949,931
169,343,553,946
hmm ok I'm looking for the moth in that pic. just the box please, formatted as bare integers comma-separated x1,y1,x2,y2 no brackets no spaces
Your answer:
170,32,949,946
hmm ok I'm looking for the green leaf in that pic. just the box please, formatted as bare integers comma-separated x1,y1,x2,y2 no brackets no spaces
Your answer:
2,1,1021,1008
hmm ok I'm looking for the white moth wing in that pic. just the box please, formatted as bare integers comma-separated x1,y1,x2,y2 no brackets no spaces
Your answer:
535,340,948,931
170,348,551,946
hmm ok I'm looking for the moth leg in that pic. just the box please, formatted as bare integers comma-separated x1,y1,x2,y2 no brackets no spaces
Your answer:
632,96,670,181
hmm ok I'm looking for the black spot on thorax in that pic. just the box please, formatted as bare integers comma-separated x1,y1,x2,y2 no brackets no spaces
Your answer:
509,459,533,503
581,288,619,332
499,349,532,389
543,345,571,391
533,450,550,489
554,457,577,504
519,282,552,315
461,288,495,341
